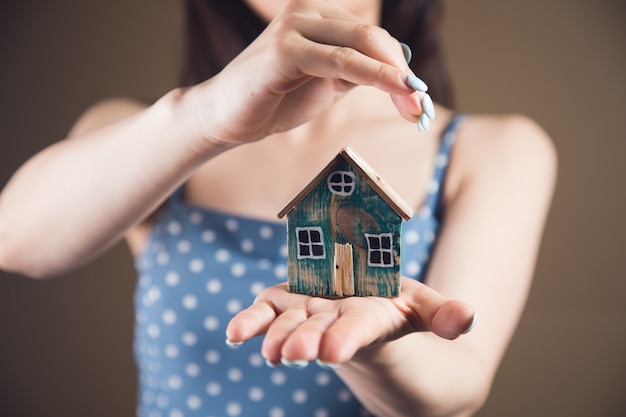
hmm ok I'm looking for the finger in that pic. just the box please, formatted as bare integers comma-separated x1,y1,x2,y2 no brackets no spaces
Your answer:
432,300,476,340
225,301,277,344
281,298,339,361
297,17,409,71
390,91,424,123
318,305,390,364
396,279,476,340
261,306,309,364
225,284,295,343
292,40,414,95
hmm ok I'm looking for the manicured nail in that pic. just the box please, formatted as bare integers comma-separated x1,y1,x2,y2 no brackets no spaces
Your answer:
280,358,309,369
400,42,412,64
462,313,478,335
406,74,428,93
315,359,341,369
418,114,431,131
421,93,435,119
225,339,243,348
265,359,282,368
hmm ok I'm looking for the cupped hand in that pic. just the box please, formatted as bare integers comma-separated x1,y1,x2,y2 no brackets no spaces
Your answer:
225,278,476,367
192,0,426,147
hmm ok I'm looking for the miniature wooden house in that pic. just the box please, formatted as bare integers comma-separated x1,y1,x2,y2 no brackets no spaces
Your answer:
277,146,413,297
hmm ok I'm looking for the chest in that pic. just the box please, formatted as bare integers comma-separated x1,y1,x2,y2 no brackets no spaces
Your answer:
184,129,439,221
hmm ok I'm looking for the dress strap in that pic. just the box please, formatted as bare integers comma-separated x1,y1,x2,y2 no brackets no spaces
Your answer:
163,185,187,214
420,114,466,218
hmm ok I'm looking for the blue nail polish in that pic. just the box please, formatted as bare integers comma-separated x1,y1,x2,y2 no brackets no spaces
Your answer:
419,114,431,131
407,74,428,93
315,359,341,369
462,313,478,335
421,93,436,119
280,358,309,369
265,359,282,368
400,42,412,64
225,339,243,348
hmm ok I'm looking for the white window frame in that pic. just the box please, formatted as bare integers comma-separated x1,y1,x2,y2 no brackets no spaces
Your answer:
327,171,356,196
365,233,394,268
296,227,326,259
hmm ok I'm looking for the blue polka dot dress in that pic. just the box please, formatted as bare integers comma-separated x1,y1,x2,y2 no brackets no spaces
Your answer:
133,116,464,417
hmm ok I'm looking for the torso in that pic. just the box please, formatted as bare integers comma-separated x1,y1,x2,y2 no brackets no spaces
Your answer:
127,88,460,255
176,101,453,224
131,107,465,417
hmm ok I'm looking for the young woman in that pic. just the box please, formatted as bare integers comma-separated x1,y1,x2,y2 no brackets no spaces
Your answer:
0,1,557,416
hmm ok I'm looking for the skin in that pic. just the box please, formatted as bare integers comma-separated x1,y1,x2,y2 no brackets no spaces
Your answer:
0,0,557,416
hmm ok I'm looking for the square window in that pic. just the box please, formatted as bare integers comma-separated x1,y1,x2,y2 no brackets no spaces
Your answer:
365,233,394,268
296,227,326,259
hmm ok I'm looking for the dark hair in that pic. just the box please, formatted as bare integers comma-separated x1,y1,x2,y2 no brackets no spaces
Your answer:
182,0,454,108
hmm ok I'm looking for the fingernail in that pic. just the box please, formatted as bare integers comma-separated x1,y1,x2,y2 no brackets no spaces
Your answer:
400,42,412,64
418,114,431,131
225,339,243,348
315,359,341,369
421,93,436,119
280,358,309,369
462,313,478,335
406,74,428,93
265,359,282,368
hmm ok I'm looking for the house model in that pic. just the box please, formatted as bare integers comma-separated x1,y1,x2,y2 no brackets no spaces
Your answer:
277,146,413,298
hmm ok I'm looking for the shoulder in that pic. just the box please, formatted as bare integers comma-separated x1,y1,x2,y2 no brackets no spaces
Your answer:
445,113,558,204
68,97,149,137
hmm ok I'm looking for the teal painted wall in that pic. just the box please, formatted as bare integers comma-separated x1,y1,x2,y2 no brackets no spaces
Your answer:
286,157,402,297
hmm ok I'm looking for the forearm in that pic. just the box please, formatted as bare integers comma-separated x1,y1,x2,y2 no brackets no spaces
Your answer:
0,87,233,277
337,334,491,417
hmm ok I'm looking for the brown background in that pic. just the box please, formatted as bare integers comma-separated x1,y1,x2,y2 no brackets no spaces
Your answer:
1,0,624,416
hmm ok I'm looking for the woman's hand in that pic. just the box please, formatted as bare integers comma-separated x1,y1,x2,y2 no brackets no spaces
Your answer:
191,0,427,147
225,278,476,367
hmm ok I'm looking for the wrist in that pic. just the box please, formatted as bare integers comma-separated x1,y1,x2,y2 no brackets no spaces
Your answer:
154,85,238,161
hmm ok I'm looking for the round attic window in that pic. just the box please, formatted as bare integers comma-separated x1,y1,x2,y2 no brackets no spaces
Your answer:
328,171,356,196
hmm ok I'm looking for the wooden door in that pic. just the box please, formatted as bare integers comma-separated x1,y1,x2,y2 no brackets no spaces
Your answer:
332,243,355,296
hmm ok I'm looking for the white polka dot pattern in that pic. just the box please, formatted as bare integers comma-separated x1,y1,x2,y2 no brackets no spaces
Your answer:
133,116,463,416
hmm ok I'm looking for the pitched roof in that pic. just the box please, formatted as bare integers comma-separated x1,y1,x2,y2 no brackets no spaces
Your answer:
277,146,413,220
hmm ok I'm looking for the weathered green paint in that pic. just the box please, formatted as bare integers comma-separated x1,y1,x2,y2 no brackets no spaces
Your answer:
286,157,403,297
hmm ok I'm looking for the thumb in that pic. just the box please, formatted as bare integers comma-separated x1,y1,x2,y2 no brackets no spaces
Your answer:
397,278,476,340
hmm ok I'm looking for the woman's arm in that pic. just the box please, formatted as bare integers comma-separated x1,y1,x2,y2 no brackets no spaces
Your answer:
338,116,557,416
0,92,229,278
226,115,558,417
0,0,425,278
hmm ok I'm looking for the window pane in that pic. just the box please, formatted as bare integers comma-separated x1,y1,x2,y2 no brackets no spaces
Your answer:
368,236,380,249
370,251,381,264
298,230,309,243
381,236,391,249
312,245,324,257
382,251,392,265
299,245,310,257
330,173,343,183
310,230,321,242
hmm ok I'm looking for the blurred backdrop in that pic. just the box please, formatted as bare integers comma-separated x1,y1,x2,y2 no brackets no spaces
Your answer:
1,1,625,416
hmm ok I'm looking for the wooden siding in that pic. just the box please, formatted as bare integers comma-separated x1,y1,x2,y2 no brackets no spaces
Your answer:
286,157,402,297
